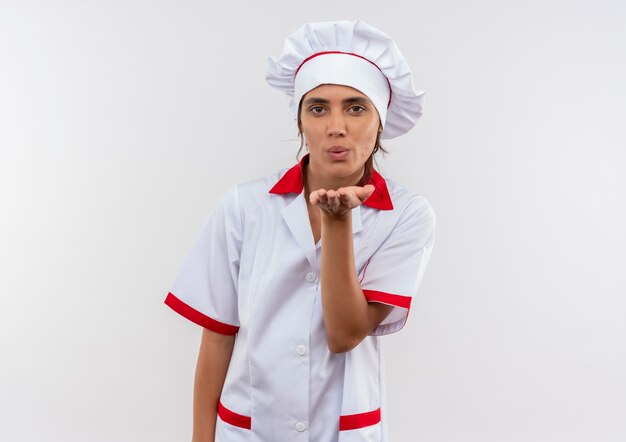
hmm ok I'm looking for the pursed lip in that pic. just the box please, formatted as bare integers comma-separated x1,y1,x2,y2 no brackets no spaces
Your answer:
328,146,349,153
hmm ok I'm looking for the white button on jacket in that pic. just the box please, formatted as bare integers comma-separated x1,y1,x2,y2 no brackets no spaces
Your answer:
165,154,436,441
305,272,317,282
295,344,307,356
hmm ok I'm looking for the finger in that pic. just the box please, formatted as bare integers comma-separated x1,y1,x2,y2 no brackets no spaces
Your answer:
317,189,328,205
341,190,362,209
309,190,320,205
357,184,376,202
326,190,339,209
337,193,354,211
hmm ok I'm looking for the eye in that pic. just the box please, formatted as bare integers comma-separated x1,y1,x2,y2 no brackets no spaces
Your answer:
308,106,326,114
347,105,366,114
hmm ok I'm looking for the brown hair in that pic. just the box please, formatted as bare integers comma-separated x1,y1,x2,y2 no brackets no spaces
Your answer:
296,99,387,187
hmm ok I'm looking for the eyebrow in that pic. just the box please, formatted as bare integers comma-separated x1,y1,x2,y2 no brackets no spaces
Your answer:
303,96,372,106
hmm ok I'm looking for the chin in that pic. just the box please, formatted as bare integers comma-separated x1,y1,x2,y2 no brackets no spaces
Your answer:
327,161,363,179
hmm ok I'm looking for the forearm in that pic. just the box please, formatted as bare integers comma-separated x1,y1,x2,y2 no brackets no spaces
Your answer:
192,329,235,442
320,211,372,353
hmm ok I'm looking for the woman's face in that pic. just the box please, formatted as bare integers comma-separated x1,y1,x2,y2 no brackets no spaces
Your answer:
299,84,380,184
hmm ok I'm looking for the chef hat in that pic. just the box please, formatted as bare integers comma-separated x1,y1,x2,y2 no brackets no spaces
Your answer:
266,19,425,140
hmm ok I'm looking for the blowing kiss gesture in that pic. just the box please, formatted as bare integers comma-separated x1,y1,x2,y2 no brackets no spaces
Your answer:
309,184,375,219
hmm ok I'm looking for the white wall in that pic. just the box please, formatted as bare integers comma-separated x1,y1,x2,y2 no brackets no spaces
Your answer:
1,1,625,440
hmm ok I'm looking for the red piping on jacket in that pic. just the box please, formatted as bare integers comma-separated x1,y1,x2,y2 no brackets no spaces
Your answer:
339,407,381,431
164,292,239,335
362,290,412,309
218,401,252,430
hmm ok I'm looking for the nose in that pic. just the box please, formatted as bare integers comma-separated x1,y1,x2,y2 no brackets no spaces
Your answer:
327,112,346,137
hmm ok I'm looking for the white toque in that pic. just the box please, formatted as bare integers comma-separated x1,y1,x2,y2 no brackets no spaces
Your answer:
266,19,425,140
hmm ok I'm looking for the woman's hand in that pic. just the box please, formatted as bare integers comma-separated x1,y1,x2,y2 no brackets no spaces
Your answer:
309,184,375,219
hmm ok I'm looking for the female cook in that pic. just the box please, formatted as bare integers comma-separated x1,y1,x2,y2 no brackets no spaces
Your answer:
165,19,436,442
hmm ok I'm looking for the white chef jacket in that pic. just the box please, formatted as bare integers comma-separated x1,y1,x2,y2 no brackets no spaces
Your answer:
165,154,436,441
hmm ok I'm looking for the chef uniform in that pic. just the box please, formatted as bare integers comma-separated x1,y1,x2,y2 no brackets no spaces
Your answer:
165,20,436,442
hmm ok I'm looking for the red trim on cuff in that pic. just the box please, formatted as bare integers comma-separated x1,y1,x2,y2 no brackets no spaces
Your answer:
218,401,252,430
339,408,381,431
164,292,239,336
362,290,412,309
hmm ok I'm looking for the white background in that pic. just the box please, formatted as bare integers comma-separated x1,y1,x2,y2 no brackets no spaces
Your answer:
1,1,625,441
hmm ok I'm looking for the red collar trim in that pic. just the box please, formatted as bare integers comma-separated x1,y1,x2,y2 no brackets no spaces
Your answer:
269,154,393,210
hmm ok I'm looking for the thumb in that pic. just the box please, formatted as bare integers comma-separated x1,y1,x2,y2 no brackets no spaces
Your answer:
357,184,376,202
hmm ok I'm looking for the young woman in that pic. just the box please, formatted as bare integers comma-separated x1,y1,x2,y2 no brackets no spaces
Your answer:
165,19,436,442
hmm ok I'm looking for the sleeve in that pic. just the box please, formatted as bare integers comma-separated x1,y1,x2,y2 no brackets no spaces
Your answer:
360,197,436,336
164,186,243,335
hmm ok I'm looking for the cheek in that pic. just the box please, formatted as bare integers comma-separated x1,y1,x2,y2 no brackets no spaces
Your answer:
302,125,321,142
357,123,379,157
302,128,326,151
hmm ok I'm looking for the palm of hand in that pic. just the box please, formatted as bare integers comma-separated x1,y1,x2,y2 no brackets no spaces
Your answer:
309,184,375,219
